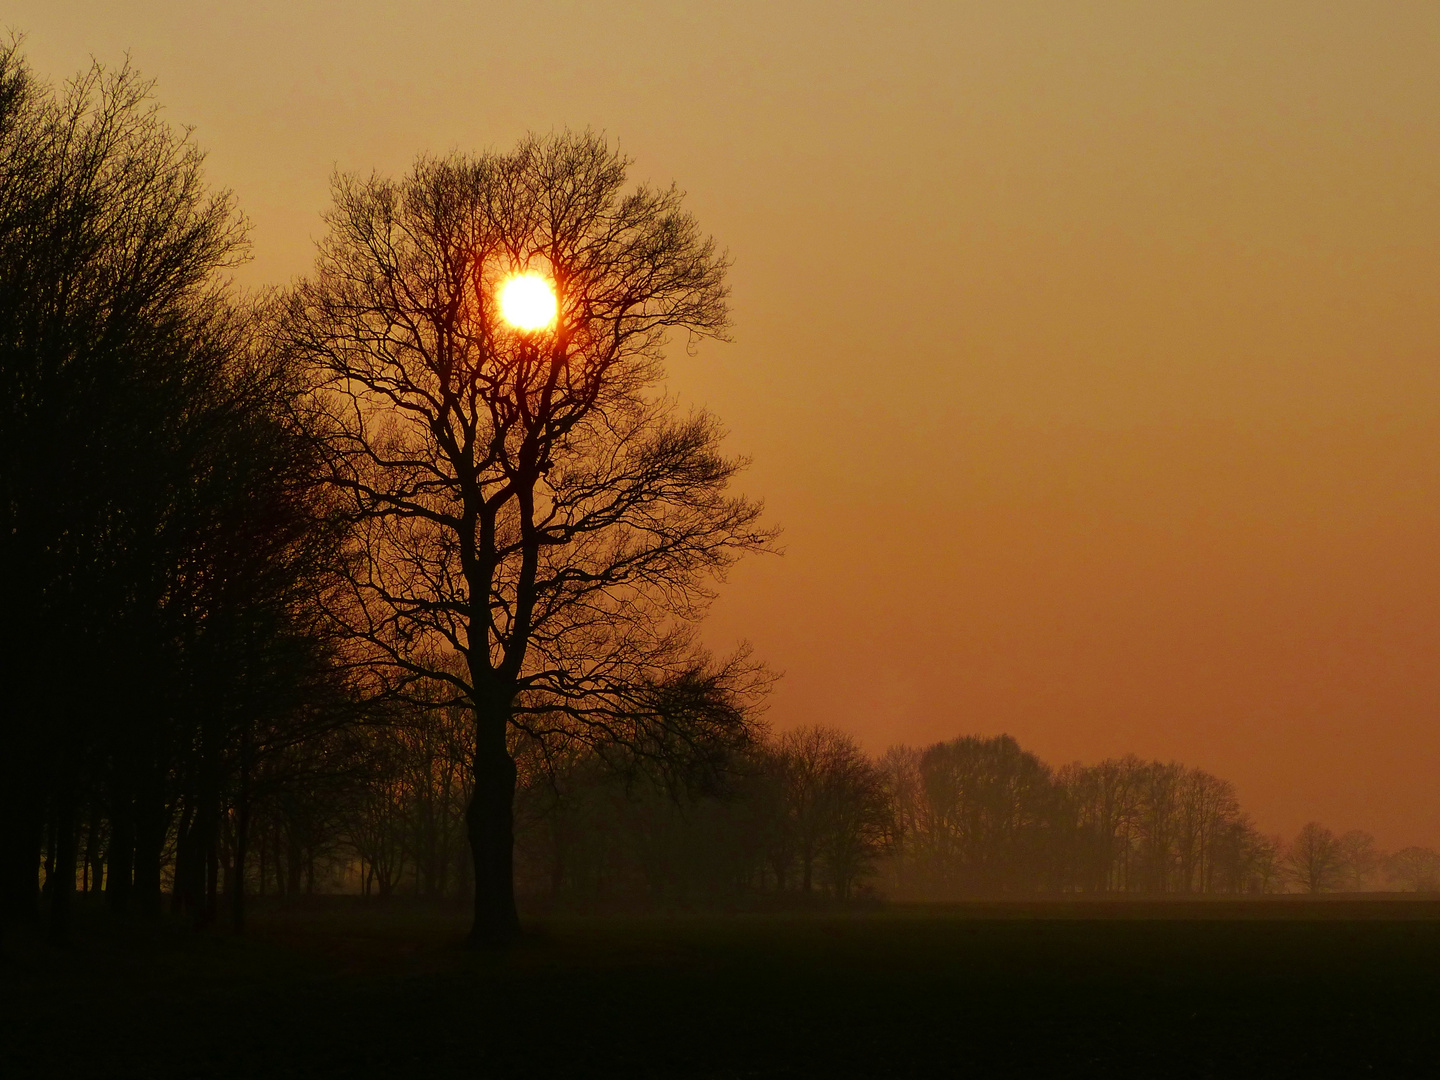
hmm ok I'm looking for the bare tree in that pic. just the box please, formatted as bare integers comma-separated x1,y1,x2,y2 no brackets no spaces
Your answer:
1285,822,1346,894
1175,769,1241,893
1239,831,1286,894
876,746,924,896
397,702,472,898
1335,830,1379,892
914,735,1058,895
1385,847,1440,892
1057,757,1144,893
769,728,834,895
760,727,888,899
289,133,774,942
818,743,890,900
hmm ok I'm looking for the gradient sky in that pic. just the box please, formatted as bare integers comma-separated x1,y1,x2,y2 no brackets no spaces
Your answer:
16,2,1440,848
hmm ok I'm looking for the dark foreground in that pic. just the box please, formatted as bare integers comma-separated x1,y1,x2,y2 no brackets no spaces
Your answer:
4,898,1440,1078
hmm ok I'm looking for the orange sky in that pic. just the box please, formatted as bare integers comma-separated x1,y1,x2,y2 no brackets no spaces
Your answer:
18,2,1440,848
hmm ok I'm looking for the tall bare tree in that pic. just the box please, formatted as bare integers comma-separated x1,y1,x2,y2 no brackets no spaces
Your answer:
1286,822,1346,894
289,132,773,942
1334,830,1378,892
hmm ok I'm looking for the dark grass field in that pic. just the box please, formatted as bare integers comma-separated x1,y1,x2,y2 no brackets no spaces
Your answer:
5,897,1440,1077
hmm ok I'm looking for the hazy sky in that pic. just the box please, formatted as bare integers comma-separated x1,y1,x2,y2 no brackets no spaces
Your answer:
15,2,1440,847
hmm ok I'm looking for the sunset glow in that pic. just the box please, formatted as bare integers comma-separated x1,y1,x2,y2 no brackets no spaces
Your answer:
497,272,557,331
13,6,1440,1067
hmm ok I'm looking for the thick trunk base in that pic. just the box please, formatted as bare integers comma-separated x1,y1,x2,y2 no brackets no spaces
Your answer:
465,738,520,947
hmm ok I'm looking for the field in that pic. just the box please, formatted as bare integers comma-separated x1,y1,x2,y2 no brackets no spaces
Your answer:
4,898,1440,1077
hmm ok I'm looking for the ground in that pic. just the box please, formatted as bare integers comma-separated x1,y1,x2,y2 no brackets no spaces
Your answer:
3,897,1439,1077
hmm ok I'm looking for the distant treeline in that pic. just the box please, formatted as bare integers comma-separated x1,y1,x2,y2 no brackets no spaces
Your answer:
133,714,1436,908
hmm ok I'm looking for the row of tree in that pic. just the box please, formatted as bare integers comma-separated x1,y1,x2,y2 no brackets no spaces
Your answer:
0,46,367,944
1284,822,1440,894
106,711,1427,907
506,730,1440,902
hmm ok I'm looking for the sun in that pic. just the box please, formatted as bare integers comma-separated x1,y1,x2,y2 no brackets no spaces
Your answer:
497,272,557,331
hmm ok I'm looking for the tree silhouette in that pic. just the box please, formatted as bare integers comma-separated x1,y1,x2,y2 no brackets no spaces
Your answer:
288,132,774,942
0,44,354,940
1286,822,1346,894
914,735,1059,895
0,46,240,935
761,727,889,898
1334,830,1379,892
1385,847,1440,892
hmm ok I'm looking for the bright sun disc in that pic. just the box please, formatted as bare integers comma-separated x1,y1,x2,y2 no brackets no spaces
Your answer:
498,273,557,331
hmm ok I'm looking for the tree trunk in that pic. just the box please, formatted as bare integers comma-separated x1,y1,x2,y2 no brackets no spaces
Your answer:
285,828,303,894
41,810,56,902
231,797,250,933
89,845,105,896
171,800,196,915
466,707,519,945
106,788,134,915
550,813,566,900
0,750,43,930
46,788,76,946
132,766,168,918
203,820,221,928
231,729,252,933
457,839,473,906
81,804,99,895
